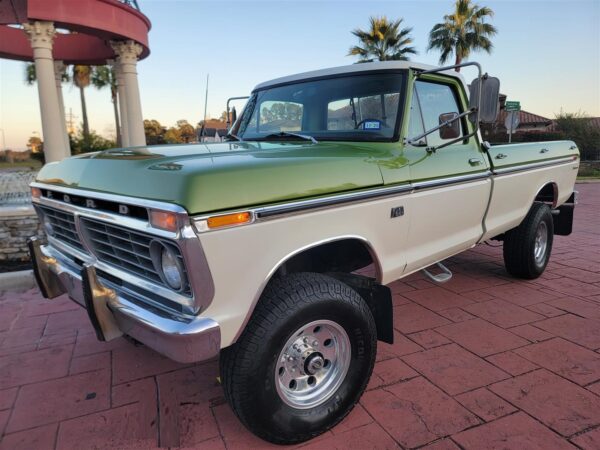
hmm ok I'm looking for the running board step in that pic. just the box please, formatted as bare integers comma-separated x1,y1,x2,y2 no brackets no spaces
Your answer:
422,262,453,284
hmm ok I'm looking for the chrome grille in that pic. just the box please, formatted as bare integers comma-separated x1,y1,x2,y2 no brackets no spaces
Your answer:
80,217,191,295
38,206,87,252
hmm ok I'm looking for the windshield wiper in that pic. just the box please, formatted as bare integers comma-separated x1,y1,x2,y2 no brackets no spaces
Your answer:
262,131,318,144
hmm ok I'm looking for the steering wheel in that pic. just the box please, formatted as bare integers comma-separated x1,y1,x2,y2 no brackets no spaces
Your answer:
354,118,389,130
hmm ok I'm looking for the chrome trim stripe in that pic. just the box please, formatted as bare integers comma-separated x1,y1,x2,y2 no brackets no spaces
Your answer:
255,183,413,218
492,156,576,176
412,171,490,190
192,171,491,232
31,182,188,214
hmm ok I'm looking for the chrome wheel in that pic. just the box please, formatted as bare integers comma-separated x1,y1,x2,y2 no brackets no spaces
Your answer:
534,221,548,265
275,319,351,409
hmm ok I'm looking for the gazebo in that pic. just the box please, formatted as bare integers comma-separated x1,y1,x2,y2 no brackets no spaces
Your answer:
0,0,152,162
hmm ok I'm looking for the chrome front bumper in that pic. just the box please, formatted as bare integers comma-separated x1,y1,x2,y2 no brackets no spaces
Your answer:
28,237,221,363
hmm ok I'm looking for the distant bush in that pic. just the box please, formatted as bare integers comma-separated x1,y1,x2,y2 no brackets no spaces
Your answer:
553,112,600,161
30,151,45,165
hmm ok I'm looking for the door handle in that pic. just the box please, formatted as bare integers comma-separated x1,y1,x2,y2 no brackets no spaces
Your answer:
468,158,482,166
496,153,508,159
540,148,549,154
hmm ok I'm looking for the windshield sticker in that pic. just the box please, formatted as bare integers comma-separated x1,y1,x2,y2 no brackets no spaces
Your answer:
363,121,381,130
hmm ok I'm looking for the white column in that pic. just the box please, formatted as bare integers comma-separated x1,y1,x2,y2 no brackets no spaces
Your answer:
53,61,70,154
111,60,130,147
23,21,68,162
111,40,146,147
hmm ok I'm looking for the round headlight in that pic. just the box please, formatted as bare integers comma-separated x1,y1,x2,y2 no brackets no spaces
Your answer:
41,214,54,236
160,246,183,290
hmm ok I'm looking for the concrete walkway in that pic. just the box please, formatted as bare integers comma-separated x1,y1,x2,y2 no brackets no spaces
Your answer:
1,183,599,449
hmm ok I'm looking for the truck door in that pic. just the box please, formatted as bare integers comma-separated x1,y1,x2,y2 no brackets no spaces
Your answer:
400,77,492,273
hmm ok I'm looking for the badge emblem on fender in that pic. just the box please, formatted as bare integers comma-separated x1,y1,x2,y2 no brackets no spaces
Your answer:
390,206,404,218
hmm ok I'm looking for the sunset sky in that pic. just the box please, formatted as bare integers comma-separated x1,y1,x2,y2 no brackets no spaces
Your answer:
0,0,598,150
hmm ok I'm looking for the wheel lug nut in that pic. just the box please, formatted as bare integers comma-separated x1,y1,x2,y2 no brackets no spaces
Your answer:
312,340,318,347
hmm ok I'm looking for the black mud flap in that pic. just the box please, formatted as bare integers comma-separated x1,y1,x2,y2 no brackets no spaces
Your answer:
553,191,577,236
327,272,394,344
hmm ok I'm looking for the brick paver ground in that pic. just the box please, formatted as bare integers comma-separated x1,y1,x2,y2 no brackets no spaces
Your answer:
1,183,599,449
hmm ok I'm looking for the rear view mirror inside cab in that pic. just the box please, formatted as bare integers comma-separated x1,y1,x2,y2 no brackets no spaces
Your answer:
438,112,461,139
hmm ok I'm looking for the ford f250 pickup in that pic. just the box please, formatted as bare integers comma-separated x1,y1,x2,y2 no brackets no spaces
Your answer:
28,61,579,444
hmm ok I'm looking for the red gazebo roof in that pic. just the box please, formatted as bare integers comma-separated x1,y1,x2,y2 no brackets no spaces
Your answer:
0,0,151,64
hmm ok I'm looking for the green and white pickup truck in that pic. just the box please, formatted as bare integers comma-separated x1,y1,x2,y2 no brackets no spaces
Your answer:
29,61,578,444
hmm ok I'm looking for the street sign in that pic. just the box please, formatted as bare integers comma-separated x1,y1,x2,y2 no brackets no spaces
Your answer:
505,111,520,133
505,101,521,112
505,110,520,143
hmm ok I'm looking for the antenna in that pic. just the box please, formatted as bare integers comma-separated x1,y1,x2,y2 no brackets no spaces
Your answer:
202,74,209,140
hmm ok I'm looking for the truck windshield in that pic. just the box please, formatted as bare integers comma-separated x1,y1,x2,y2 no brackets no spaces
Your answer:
233,72,405,142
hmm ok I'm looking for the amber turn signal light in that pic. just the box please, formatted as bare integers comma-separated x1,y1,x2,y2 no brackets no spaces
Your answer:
31,187,42,199
207,212,252,229
149,210,178,232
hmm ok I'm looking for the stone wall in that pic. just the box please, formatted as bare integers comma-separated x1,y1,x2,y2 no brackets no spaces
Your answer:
0,206,44,262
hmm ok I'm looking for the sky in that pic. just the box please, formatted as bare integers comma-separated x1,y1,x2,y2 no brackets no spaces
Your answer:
0,0,599,150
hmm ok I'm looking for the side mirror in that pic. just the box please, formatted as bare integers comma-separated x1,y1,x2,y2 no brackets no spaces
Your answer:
439,112,461,139
231,106,237,124
469,75,500,123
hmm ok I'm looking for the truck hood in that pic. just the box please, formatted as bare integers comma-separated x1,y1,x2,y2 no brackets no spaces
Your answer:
36,141,386,214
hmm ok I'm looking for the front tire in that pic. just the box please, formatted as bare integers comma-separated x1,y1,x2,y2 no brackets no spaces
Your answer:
220,272,377,444
503,202,554,279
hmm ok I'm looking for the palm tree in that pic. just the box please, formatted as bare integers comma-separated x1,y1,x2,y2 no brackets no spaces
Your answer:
25,63,36,85
428,0,497,72
24,62,70,85
349,16,417,63
72,65,92,143
91,66,121,147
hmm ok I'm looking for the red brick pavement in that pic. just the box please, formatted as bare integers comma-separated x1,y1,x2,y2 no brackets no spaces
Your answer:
1,183,599,449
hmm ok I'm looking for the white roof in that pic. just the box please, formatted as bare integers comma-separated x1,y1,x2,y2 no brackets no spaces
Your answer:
254,61,467,91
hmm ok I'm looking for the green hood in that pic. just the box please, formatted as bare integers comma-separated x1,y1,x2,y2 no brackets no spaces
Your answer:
36,141,387,214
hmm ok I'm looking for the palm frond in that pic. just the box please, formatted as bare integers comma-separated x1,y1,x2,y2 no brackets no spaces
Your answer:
349,15,416,63
428,0,497,64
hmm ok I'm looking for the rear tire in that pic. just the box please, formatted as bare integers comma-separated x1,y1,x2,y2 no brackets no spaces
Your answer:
503,202,554,279
219,272,377,444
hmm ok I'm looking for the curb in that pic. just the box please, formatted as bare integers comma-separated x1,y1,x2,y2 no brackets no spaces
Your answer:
0,269,36,292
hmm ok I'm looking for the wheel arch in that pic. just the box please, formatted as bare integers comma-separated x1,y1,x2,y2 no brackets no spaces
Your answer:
231,235,385,343
533,181,559,208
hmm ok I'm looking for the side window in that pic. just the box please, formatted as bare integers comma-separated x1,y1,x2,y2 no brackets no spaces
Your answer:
414,81,463,147
258,101,303,132
407,87,426,144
